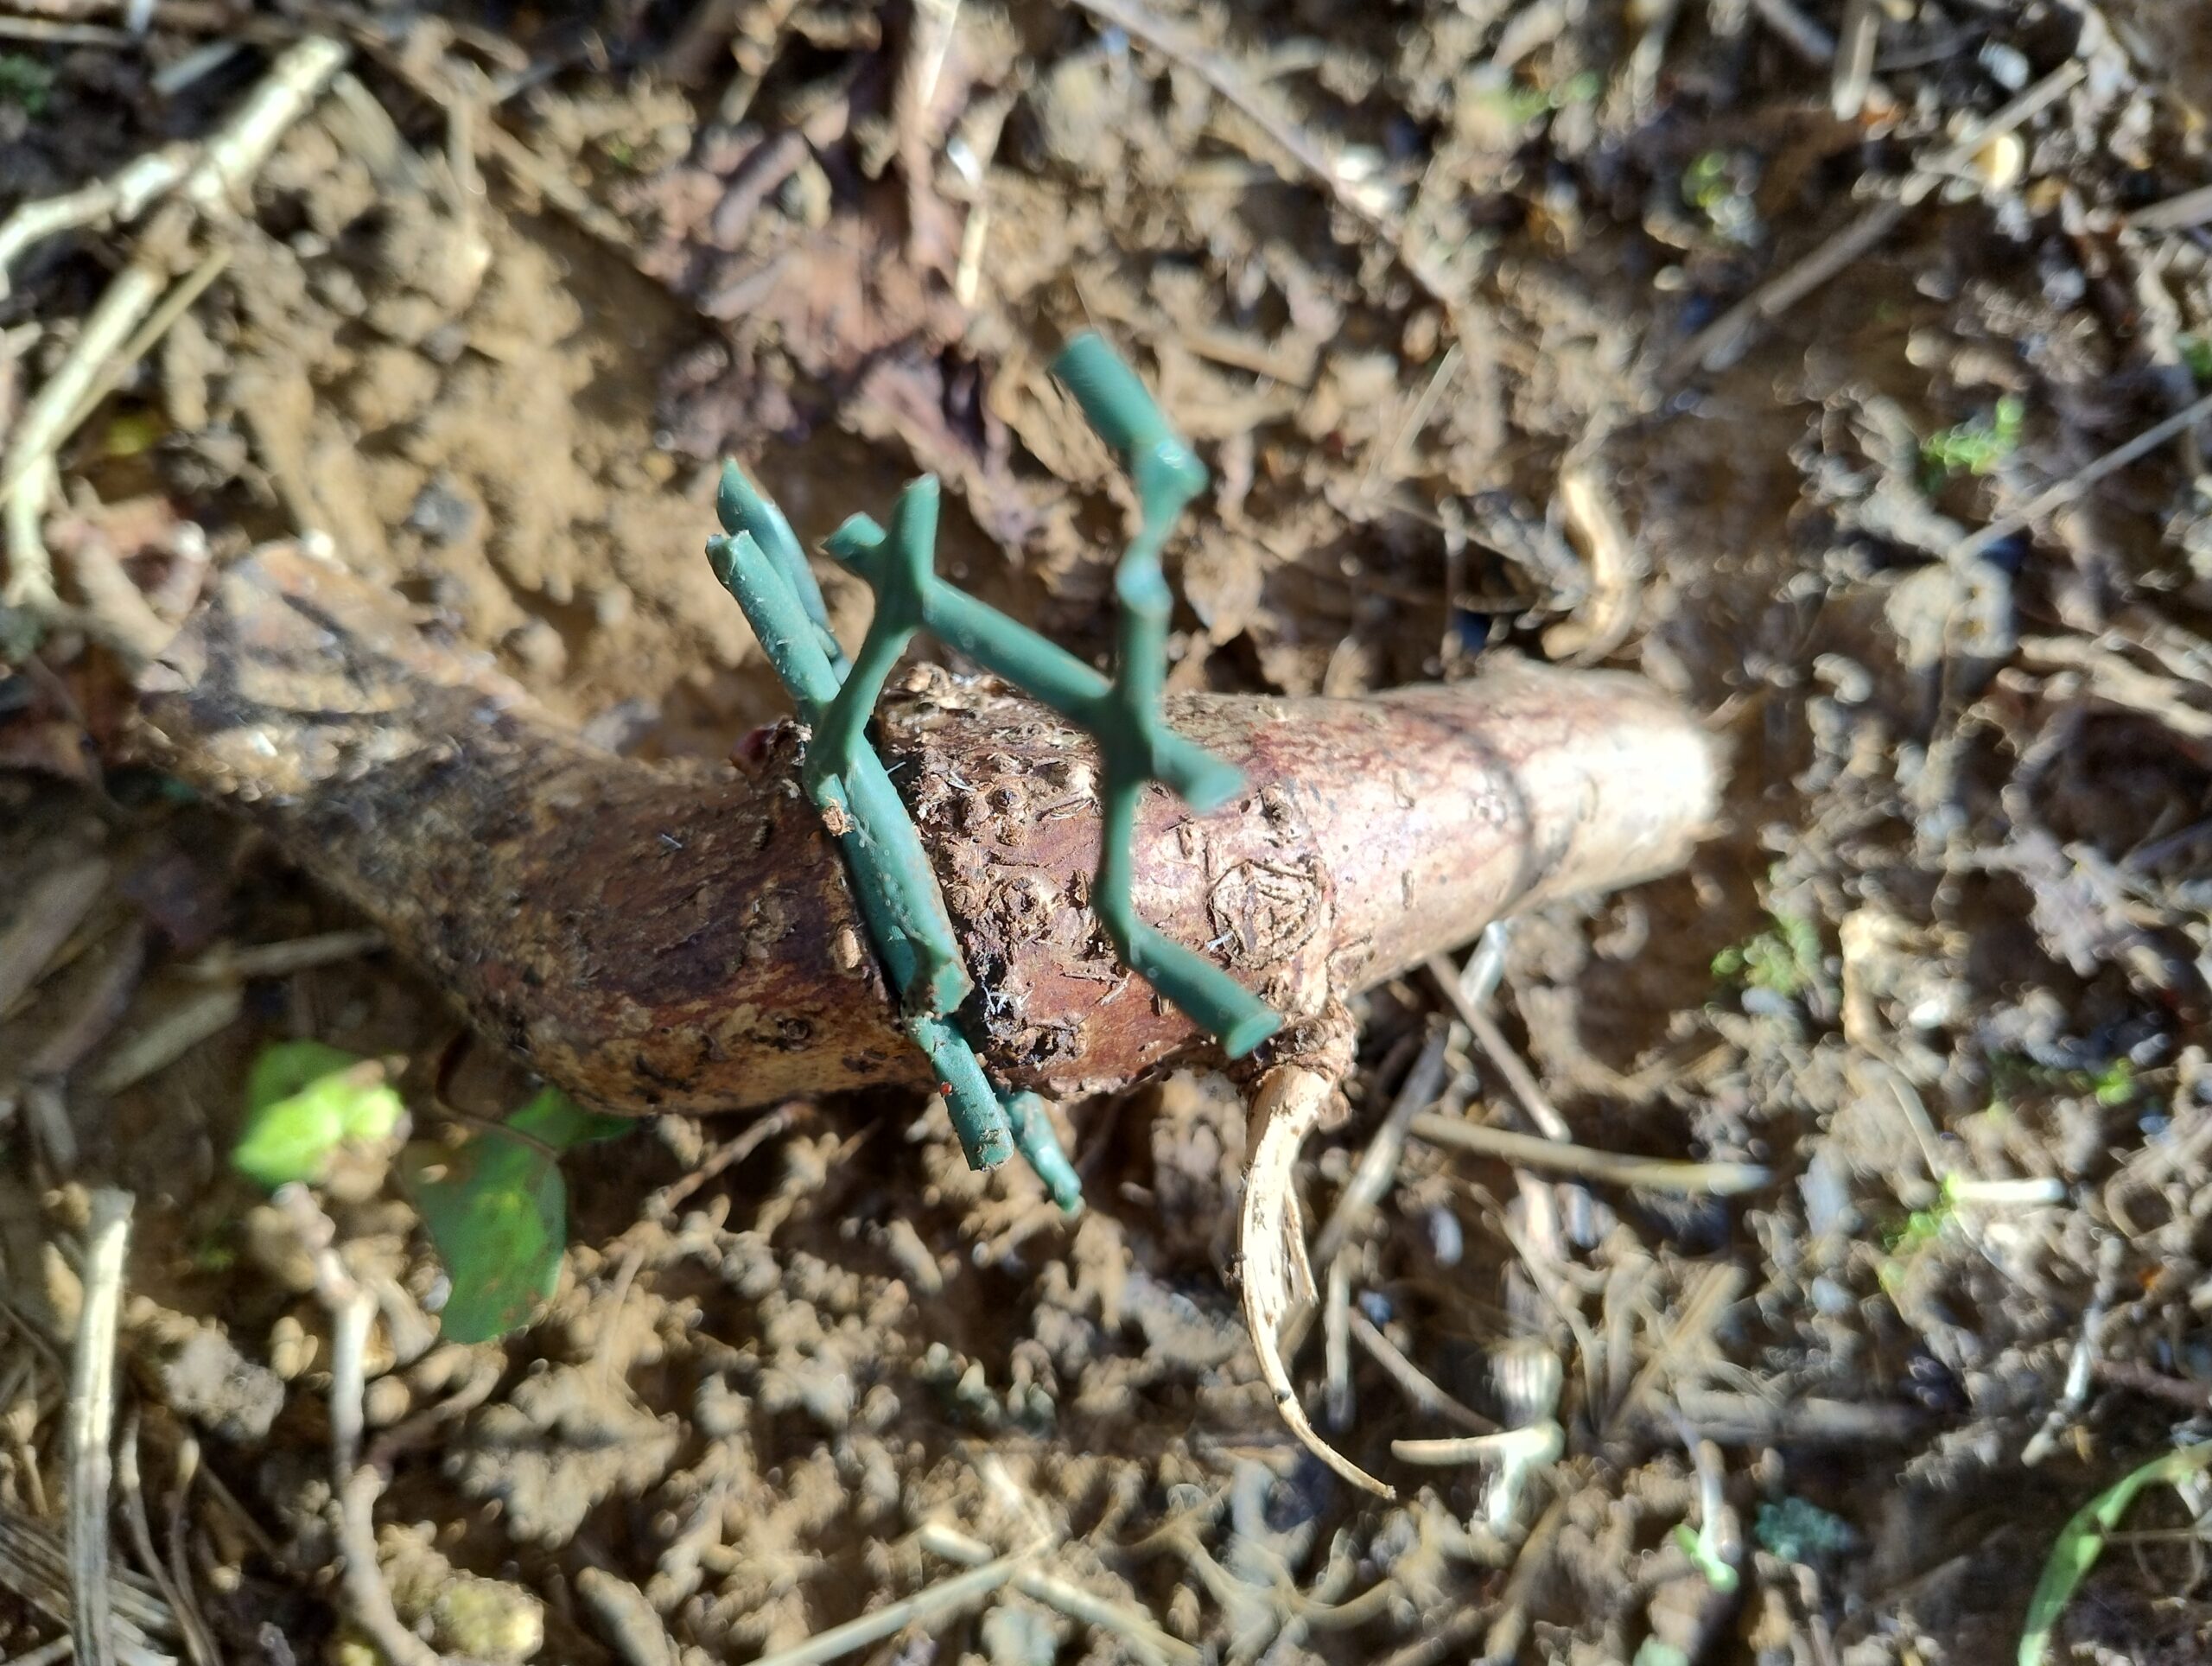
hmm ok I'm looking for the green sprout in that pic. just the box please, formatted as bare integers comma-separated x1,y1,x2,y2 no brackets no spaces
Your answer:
1491,71,1600,124
1878,1177,1960,1298
2088,1056,2136,1108
232,1041,405,1189
2179,334,2212,384
1711,910,1822,998
1923,395,2024,485
2018,1444,2212,1666
1682,149,1760,244
398,1088,630,1345
1669,1520,1740,1593
706,334,1281,1211
0,54,53,118
1682,150,1733,213
231,1041,632,1343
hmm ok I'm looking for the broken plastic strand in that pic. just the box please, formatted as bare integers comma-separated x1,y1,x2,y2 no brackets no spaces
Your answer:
705,333,1282,1205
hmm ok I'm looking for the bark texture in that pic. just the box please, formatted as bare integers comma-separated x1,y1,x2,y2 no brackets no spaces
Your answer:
131,543,1724,1113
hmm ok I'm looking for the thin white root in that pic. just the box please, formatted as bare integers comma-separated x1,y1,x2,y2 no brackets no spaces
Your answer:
1240,1064,1394,1498
67,1188,134,1666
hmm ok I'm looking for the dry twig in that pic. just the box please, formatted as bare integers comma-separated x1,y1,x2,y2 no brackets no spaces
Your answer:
0,35,347,629
86,985,245,1095
116,1411,218,1666
1748,0,1837,64
1949,387,2212,565
1667,60,2086,378
1311,1025,1452,1275
1423,954,1572,1142
274,1186,437,1666
0,145,194,298
67,1189,132,1666
180,929,386,982
0,856,109,1017
918,1522,1198,1666
1409,1113,1771,1197
1347,1309,1497,1437
749,1542,1039,1666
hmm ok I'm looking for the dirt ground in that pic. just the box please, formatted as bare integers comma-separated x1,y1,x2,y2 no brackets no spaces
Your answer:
3,1,2212,1663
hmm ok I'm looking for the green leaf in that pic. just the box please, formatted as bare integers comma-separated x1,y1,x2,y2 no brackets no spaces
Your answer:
403,1129,565,1345
400,1089,631,1345
2018,1444,2212,1666
506,1087,632,1149
232,1042,405,1190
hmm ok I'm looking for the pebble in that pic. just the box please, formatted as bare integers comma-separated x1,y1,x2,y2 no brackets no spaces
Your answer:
405,475,478,545
363,1373,412,1428
1426,1205,1464,1267
1978,41,2031,92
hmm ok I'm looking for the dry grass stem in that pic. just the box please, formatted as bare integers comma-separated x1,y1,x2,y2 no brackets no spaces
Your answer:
67,1188,131,1666
1410,1113,1770,1196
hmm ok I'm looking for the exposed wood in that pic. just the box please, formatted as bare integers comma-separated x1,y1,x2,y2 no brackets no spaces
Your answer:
130,541,1725,1113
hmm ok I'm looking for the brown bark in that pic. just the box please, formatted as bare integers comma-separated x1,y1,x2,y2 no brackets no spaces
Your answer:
130,543,1724,1114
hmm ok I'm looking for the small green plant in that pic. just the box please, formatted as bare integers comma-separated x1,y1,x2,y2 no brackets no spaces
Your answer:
1983,1049,2144,1119
1756,1496,1858,1564
2179,334,2212,384
1878,1177,1960,1298
231,1041,630,1343
1681,150,1733,213
1711,910,1821,998
232,1041,405,1189
1669,1518,1740,1592
1491,71,1600,124
2087,1056,2136,1108
1682,149,1759,244
1923,395,2024,485
2018,1444,2212,1666
398,1088,630,1345
0,54,53,118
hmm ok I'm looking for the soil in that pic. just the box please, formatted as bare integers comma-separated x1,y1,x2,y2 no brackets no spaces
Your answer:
4,3,2212,1664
